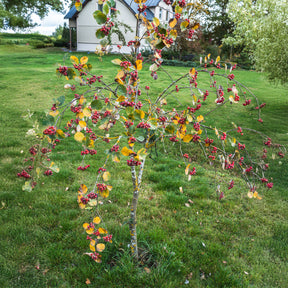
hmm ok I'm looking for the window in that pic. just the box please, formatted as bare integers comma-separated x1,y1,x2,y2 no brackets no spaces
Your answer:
159,8,162,19
166,11,169,22
98,4,103,12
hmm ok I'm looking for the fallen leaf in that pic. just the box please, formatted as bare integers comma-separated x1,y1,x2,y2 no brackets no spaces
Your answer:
149,196,154,201
144,267,151,274
185,203,190,207
188,199,194,204
179,187,183,193
85,278,91,285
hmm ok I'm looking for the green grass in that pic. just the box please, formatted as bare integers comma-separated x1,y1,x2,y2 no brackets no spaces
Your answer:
0,45,287,287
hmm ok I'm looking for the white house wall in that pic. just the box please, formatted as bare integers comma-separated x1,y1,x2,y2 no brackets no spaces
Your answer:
75,0,173,52
76,0,137,52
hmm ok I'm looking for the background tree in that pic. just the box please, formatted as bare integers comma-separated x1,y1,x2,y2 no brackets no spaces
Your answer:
202,0,234,46
0,0,69,29
225,0,288,84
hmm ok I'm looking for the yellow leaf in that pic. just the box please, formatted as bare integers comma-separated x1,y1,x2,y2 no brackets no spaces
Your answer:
111,59,122,65
79,184,88,194
36,167,41,177
176,130,185,139
90,244,96,252
88,139,95,148
93,217,101,224
98,227,108,234
216,56,221,64
197,115,204,122
96,243,105,252
83,107,91,117
187,115,193,122
215,128,219,138
56,129,65,138
80,56,88,65
70,55,79,64
100,189,109,198
77,112,85,119
185,164,190,175
121,146,134,156
86,227,94,235
183,134,193,143
83,223,89,229
79,121,87,128
208,53,211,59
153,17,160,27
197,129,202,135
113,155,120,163
102,171,111,182
135,109,145,119
90,239,96,246
79,95,86,105
169,18,177,28
79,203,86,209
169,29,177,40
189,68,196,77
117,95,126,102
135,60,142,70
115,70,125,84
88,199,98,206
107,185,113,191
74,132,85,142
49,110,59,117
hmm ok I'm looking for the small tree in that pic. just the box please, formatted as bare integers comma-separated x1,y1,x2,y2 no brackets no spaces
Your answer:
18,0,285,262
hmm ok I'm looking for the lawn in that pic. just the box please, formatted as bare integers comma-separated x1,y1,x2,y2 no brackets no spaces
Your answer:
0,45,287,288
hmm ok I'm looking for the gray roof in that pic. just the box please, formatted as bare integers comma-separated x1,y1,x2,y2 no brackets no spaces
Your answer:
64,0,160,21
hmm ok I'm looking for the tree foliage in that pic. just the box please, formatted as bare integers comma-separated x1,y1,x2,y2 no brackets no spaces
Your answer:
0,0,68,29
203,0,234,45
18,0,286,264
225,0,288,84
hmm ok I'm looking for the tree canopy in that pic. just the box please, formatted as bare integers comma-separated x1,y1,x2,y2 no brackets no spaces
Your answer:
203,0,234,45
225,0,288,84
0,0,68,29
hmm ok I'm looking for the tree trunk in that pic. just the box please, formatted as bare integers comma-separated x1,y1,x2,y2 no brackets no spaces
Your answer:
129,158,145,260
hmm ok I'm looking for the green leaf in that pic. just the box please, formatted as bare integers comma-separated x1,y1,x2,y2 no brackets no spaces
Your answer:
91,100,103,110
180,21,189,32
22,181,32,192
93,11,107,24
40,114,55,126
117,84,127,95
165,124,175,134
56,95,65,106
96,29,106,39
136,136,145,142
67,68,76,79
103,3,110,15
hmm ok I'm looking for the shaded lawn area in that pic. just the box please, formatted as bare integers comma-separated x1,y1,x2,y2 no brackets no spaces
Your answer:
0,45,287,287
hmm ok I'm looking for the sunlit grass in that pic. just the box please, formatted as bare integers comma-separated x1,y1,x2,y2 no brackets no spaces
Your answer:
0,45,287,287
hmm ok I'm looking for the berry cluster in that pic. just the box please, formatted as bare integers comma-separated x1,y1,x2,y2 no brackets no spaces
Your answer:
193,134,200,142
138,4,147,12
135,101,143,110
127,159,142,166
120,61,131,69
228,180,234,190
58,66,68,76
87,192,98,199
169,136,179,142
77,165,90,171
187,103,201,113
103,234,113,242
98,167,106,174
110,145,120,152
125,121,134,129
29,146,37,156
227,74,235,80
17,170,31,179
238,143,246,150
97,183,107,192
243,99,251,106
137,122,151,129
189,167,196,175
120,101,135,107
43,126,56,135
188,29,194,39
44,170,53,176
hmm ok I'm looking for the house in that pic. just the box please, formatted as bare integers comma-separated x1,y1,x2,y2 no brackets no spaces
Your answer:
64,0,173,52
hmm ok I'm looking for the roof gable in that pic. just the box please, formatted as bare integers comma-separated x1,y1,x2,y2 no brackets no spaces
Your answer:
64,0,159,21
